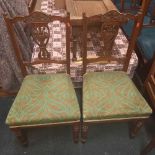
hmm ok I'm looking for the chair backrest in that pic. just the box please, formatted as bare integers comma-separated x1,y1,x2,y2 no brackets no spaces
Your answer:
4,11,71,77
82,10,142,74
145,57,155,109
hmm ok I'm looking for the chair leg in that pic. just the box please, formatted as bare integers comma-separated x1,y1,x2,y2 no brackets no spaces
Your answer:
129,120,144,139
81,123,88,143
11,128,28,147
140,136,155,155
72,123,80,143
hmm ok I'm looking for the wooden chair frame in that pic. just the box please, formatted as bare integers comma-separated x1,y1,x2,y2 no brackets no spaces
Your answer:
82,10,143,75
81,10,150,143
140,57,155,155
4,11,80,146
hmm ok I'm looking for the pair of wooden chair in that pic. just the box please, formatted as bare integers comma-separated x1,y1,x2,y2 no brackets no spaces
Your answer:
4,10,152,148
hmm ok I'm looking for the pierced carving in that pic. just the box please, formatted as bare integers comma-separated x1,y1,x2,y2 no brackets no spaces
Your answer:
100,24,119,56
23,12,52,60
31,23,50,59
99,10,130,56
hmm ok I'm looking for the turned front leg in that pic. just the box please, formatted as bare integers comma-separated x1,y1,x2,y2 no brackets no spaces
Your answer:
81,123,88,143
72,123,80,143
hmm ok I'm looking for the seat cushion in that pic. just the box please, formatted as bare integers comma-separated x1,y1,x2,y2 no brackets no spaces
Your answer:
6,73,80,126
137,27,155,60
83,71,152,121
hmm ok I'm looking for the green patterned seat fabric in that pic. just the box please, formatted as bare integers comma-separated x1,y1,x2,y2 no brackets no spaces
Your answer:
83,71,152,121
6,73,80,126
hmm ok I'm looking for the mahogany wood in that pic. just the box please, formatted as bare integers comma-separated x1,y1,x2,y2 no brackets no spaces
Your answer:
82,10,143,75
4,11,71,76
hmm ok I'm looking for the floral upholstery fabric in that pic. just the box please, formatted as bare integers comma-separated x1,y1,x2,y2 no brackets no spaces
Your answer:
6,73,80,126
83,71,152,121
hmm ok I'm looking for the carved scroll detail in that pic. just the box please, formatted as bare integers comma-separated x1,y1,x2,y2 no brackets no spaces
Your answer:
32,24,50,59
24,12,51,23
100,10,130,56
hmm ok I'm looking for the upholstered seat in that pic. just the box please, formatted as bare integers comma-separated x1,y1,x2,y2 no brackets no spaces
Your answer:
83,71,152,121
6,73,80,126
137,27,155,60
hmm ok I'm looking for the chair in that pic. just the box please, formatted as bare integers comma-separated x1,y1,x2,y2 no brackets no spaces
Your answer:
4,11,80,146
121,0,152,39
134,8,155,88
120,0,155,91
81,10,152,143
140,58,155,155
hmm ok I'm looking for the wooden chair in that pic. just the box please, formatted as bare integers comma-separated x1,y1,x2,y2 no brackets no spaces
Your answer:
133,1,155,90
119,0,155,92
4,11,80,146
81,10,152,143
140,57,155,155
113,0,142,12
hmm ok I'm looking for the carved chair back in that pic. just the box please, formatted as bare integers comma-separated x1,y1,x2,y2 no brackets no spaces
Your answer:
4,11,71,77
145,57,155,110
82,10,142,74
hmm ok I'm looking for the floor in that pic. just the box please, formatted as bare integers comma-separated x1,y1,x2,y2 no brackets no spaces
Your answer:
1,88,155,155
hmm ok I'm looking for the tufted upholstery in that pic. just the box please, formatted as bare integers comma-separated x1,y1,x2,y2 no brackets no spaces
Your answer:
6,73,80,126
83,71,152,121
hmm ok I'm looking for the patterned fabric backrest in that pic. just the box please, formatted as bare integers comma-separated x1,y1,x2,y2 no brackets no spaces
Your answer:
82,10,142,74
145,56,155,109
4,11,71,76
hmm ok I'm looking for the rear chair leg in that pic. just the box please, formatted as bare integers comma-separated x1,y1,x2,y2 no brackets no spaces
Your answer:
140,136,155,155
11,128,28,146
81,123,88,143
72,123,80,143
129,120,144,139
